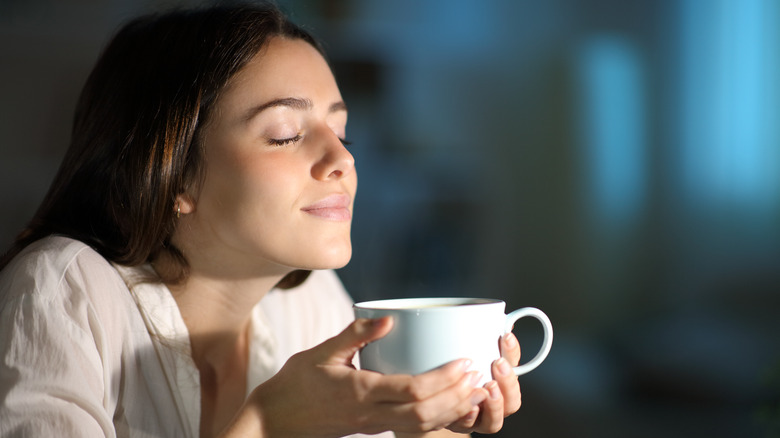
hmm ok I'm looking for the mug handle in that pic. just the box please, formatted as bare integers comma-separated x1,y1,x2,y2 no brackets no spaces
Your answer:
504,307,553,376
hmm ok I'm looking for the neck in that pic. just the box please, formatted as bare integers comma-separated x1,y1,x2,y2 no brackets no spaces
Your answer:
158,228,294,437
152,247,287,367
167,271,283,437
168,272,283,368
169,277,265,438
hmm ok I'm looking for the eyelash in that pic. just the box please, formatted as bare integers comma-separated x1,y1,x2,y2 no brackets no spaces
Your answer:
268,135,302,146
268,135,353,147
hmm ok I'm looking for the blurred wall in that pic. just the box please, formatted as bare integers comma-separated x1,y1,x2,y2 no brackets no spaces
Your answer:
1,1,779,437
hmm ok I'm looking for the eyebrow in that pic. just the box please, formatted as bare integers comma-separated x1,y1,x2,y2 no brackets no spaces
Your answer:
242,97,347,122
329,101,348,113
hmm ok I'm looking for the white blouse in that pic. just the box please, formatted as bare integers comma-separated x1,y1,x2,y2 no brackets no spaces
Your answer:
0,236,392,438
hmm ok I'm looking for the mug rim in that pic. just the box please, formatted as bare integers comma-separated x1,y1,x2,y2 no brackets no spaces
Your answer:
353,297,503,310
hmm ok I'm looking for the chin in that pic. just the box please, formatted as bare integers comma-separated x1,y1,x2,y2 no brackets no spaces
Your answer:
318,249,352,270
294,244,352,271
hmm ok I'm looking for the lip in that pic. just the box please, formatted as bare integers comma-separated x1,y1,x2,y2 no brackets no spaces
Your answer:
301,194,352,221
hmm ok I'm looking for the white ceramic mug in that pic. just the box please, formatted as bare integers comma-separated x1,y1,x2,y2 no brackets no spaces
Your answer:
353,297,553,386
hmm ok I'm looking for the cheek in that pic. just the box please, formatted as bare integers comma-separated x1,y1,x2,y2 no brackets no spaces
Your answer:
197,137,311,232
240,158,309,228
201,155,250,209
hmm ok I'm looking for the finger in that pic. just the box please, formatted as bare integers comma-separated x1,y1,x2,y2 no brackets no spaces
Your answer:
500,332,521,366
315,317,394,366
390,373,489,432
492,357,522,414
472,380,505,434
359,358,473,403
445,406,480,434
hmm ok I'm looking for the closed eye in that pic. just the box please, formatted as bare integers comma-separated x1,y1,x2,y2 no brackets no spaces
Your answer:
268,134,302,146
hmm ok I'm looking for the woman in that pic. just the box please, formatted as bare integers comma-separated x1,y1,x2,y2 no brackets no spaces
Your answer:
0,3,521,437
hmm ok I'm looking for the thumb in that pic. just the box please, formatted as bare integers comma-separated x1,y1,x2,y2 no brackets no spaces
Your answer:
315,316,393,366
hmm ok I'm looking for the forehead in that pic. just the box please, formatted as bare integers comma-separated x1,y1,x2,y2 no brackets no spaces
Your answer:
221,36,340,105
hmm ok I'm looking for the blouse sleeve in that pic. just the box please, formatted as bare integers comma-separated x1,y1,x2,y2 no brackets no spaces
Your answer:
0,244,116,437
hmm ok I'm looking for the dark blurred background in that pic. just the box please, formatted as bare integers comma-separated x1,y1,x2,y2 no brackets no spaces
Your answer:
1,0,779,437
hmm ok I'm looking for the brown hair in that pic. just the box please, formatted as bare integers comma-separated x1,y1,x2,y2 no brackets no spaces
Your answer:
1,2,322,288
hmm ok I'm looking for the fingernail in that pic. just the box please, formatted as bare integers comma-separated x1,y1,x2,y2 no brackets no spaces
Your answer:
487,381,501,400
460,359,473,371
503,333,518,349
371,316,391,326
469,371,483,387
496,358,512,377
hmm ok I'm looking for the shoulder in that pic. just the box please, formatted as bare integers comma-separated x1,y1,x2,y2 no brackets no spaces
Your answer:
0,236,110,300
0,235,143,371
0,235,132,325
0,237,154,435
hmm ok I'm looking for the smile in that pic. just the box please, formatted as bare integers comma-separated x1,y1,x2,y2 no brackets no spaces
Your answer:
301,194,352,221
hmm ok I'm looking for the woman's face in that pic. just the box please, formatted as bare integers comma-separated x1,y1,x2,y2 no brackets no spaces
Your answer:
179,37,356,277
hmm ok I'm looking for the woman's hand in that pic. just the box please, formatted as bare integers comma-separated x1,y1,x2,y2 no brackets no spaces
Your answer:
242,317,490,437
446,333,523,435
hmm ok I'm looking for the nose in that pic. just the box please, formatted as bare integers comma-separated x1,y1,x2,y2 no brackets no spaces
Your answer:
311,128,355,181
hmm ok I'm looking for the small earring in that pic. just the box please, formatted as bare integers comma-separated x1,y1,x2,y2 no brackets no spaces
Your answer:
176,204,181,218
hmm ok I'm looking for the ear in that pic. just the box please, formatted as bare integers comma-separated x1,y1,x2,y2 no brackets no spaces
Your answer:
175,193,195,215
